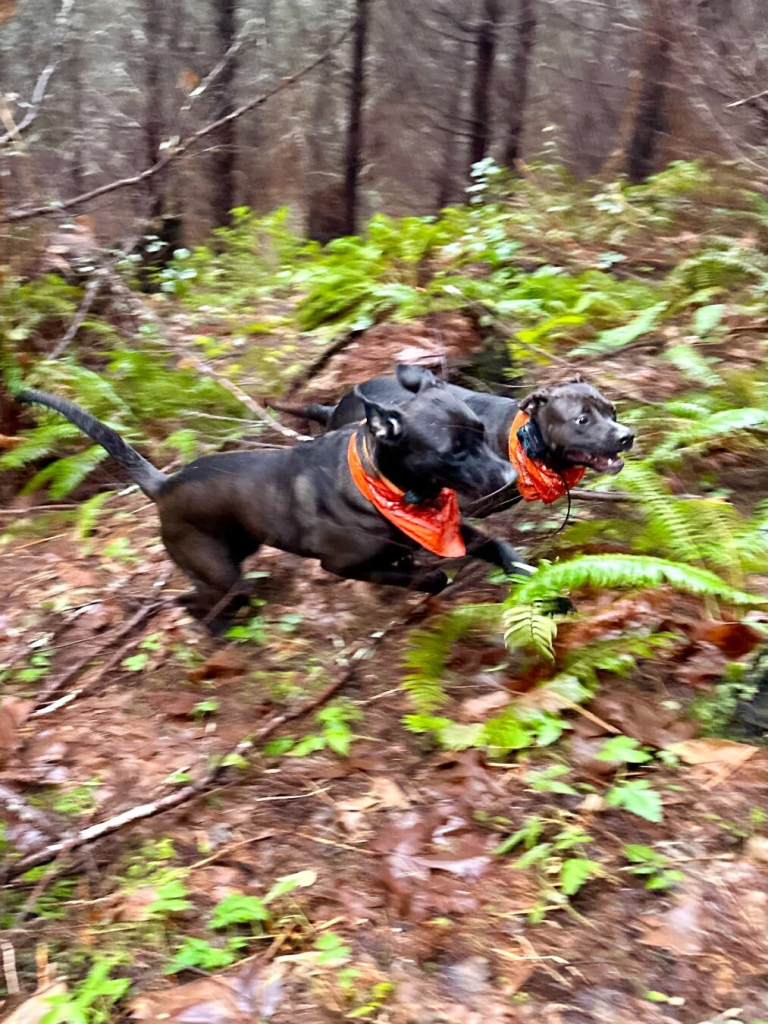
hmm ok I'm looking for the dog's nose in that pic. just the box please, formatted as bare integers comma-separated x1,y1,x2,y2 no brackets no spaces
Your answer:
616,427,634,451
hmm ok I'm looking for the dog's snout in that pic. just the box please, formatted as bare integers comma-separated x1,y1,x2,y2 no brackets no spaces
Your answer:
616,426,634,452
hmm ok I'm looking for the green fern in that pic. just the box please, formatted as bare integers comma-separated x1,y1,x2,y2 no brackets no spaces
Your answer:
23,446,108,499
510,554,765,608
402,604,503,713
649,407,768,462
668,240,768,293
503,602,559,661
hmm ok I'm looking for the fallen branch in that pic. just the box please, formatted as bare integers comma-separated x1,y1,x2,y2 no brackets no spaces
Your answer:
0,0,75,148
47,273,105,361
7,24,352,223
569,487,708,503
282,331,356,399
5,594,434,879
0,784,59,839
31,594,167,713
180,353,309,441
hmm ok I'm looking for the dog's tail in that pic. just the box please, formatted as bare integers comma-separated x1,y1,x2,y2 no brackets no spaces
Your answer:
16,389,166,500
266,399,336,426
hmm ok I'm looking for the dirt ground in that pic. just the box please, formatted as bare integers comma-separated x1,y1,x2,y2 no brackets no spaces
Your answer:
1,476,766,1024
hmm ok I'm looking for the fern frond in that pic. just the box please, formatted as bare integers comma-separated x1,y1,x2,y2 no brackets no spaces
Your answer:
0,423,82,470
510,554,765,607
402,604,504,714
503,602,558,661
619,463,701,564
650,407,768,462
22,446,108,500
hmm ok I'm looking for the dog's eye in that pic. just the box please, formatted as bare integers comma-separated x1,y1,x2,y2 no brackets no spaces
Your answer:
576,414,589,426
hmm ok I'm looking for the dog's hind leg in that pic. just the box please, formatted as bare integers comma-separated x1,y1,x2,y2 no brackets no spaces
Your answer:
163,529,252,630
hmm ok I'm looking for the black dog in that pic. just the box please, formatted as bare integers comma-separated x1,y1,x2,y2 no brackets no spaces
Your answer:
272,369,634,514
17,370,525,630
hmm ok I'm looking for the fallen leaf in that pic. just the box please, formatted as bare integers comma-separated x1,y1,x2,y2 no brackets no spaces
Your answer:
692,620,764,659
675,641,728,688
2,979,69,1024
639,893,703,955
177,67,201,94
0,697,33,767
0,433,21,449
188,647,247,682
460,691,511,721
0,0,16,26
130,962,284,1022
667,738,759,773
368,776,410,809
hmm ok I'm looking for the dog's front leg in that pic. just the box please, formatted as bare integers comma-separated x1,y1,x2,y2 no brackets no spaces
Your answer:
325,558,449,594
460,525,534,577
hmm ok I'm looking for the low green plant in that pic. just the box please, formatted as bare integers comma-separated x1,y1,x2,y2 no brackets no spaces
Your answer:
164,869,317,974
39,954,131,1024
623,844,684,890
264,699,363,758
495,813,602,922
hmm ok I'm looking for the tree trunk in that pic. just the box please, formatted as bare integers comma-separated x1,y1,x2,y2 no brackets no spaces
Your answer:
504,0,537,167
468,0,500,174
626,0,673,183
436,39,468,210
343,0,370,236
68,17,85,197
212,0,238,228
143,0,165,218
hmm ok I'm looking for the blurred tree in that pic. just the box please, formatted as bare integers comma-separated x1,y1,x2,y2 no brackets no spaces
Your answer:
343,0,370,235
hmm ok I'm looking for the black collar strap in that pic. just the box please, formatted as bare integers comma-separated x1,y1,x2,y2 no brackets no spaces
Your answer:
516,417,551,463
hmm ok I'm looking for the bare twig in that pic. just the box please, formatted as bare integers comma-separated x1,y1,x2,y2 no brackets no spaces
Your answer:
725,87,768,110
1,940,20,996
0,785,58,839
31,594,167,713
569,487,709,503
282,332,356,399
7,25,352,223
180,19,258,115
0,0,75,148
47,231,142,360
47,273,105,361
180,353,309,441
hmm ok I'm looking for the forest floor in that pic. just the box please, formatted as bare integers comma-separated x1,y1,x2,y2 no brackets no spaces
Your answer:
2,166,768,1023
1,338,766,1024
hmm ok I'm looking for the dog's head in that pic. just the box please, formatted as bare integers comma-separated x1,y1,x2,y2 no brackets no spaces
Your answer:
357,365,517,500
519,375,634,475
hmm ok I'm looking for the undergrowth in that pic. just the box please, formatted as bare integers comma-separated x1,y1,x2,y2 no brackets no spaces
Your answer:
2,159,766,761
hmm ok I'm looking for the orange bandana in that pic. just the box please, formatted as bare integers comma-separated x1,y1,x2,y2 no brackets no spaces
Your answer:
347,432,466,558
508,410,586,504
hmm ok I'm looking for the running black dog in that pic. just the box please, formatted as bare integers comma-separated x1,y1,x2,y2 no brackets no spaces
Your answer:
272,369,634,513
17,369,525,631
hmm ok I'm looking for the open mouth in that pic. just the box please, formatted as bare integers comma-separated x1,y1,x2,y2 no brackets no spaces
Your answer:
563,449,625,475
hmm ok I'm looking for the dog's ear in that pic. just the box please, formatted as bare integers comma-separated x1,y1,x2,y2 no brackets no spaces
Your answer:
519,388,550,413
357,390,404,442
396,364,441,393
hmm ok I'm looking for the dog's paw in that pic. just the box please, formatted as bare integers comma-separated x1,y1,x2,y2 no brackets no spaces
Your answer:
419,570,449,595
497,541,534,577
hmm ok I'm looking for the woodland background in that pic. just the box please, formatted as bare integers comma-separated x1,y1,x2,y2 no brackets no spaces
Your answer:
1,0,767,250
1,1,767,1022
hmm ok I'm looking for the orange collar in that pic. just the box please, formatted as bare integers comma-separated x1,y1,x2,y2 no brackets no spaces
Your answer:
508,410,586,504
347,432,466,558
